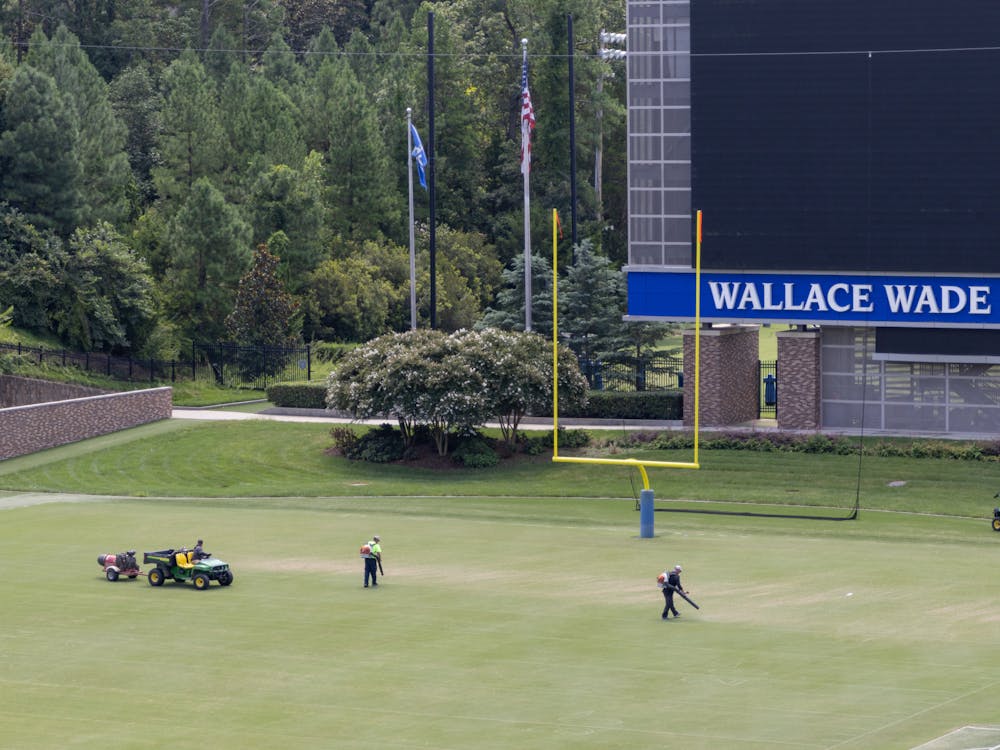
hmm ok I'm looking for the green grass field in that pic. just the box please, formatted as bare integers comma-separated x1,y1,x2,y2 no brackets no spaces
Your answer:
2,420,1000,749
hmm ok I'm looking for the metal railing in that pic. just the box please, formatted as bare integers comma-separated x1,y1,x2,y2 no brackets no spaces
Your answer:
0,341,312,390
578,354,683,391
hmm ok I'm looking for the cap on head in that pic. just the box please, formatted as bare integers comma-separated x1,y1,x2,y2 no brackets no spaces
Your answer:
674,565,682,572
373,535,380,541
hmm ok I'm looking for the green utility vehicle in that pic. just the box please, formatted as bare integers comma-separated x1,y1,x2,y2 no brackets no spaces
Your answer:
143,548,234,590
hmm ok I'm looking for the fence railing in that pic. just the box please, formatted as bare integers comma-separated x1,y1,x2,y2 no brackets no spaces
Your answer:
578,354,683,391
0,341,313,390
759,359,777,418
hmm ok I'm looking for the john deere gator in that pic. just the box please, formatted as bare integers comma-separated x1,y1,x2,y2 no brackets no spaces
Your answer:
143,548,234,590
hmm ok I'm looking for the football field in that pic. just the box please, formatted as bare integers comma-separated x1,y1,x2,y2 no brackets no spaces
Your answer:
2,491,1000,749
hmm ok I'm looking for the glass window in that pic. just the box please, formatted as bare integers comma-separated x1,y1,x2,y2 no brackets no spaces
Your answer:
662,161,690,185
661,1,690,23
662,245,691,266
630,189,662,214
629,107,661,136
629,81,660,107
630,134,662,160
663,190,691,215
662,107,691,133
630,162,660,188
663,52,691,78
949,406,1000,432
662,80,691,105
632,26,662,53
628,3,661,24
631,244,663,265
663,135,691,160
663,217,691,243
629,53,661,80
631,216,663,242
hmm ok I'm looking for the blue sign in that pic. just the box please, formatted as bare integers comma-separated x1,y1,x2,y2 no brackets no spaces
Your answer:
627,270,1000,328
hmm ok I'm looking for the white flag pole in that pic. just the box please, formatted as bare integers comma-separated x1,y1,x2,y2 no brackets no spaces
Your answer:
521,39,532,332
407,108,418,330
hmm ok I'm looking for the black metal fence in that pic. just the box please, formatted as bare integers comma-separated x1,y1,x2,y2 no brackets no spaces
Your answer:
579,354,683,391
0,341,312,390
195,343,312,390
759,359,777,418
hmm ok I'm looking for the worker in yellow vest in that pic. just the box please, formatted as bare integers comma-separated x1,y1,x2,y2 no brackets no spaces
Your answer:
362,535,382,588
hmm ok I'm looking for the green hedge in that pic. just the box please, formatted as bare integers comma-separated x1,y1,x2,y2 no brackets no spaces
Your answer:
562,390,682,420
612,430,1000,463
266,382,327,409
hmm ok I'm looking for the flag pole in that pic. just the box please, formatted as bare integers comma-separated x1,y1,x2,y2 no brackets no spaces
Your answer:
406,108,417,330
521,38,532,332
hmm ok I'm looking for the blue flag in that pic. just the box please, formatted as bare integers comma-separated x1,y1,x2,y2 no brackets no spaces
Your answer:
410,123,428,190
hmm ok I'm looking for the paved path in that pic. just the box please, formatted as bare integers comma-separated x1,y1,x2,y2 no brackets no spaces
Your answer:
171,406,682,433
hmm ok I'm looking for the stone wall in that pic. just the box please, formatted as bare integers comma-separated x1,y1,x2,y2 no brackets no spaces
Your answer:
0,376,106,407
776,329,821,430
682,325,760,427
0,377,173,460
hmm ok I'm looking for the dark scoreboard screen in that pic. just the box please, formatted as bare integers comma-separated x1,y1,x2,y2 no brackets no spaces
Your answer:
691,0,1000,273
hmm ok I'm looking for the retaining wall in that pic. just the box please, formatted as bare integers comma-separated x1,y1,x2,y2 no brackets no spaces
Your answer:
0,376,173,460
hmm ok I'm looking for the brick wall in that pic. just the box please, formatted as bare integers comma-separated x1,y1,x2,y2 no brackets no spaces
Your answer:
0,377,173,460
682,325,759,427
1,375,109,407
776,330,821,430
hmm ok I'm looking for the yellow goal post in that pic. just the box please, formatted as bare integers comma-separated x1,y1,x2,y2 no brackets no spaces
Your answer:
551,209,703,490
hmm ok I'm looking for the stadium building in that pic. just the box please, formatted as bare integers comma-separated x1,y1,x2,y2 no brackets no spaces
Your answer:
623,0,1000,436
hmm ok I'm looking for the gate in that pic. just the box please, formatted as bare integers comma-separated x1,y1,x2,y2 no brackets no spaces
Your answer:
758,360,777,418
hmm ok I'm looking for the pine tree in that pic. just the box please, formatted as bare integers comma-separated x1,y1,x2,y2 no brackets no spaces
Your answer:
0,66,81,235
321,56,398,238
26,25,132,227
161,177,251,342
558,239,625,363
109,62,164,205
154,50,226,205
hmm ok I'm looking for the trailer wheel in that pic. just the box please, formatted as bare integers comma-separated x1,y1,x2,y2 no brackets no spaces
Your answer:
106,569,119,582
193,573,210,590
992,517,1000,532
219,571,233,586
148,568,165,586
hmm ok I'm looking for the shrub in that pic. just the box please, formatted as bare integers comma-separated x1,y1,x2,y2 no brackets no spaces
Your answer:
452,434,500,468
562,390,682,420
267,382,327,409
329,426,360,459
355,424,405,463
523,428,591,455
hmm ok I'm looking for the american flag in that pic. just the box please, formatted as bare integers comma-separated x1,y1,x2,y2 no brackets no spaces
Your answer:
520,55,535,175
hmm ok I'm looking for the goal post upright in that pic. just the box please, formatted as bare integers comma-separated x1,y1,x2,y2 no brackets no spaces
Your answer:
551,209,703,537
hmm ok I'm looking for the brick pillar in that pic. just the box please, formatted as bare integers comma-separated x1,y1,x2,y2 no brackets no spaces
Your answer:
683,325,759,427
776,328,821,430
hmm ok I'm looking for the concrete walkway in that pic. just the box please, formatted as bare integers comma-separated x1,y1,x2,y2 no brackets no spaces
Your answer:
171,406,683,433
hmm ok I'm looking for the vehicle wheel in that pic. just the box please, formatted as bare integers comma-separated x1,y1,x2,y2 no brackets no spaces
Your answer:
148,568,164,586
128,574,138,579
219,571,233,586
106,569,119,582
193,573,210,590
992,518,1000,532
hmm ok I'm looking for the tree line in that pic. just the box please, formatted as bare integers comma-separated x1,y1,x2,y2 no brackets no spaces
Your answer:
0,1,663,363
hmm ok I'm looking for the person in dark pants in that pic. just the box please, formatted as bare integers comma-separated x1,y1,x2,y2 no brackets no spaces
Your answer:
362,535,382,588
660,564,686,619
